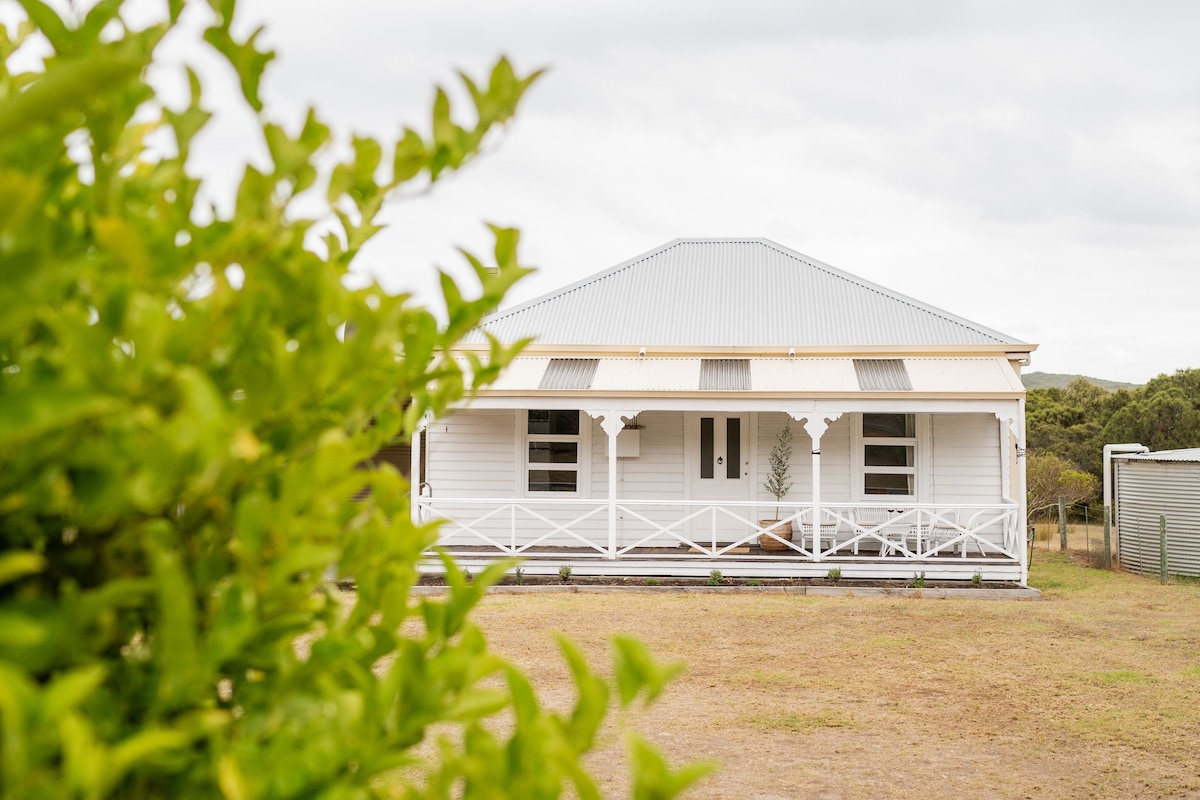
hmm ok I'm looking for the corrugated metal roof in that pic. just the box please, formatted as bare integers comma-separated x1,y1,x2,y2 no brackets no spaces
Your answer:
1116,448,1200,463
473,356,1024,394
854,359,912,391
539,358,599,390
699,359,751,390
465,238,1027,348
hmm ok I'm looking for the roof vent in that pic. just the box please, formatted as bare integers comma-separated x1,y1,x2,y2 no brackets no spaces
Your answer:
539,358,600,390
699,359,751,391
853,359,912,391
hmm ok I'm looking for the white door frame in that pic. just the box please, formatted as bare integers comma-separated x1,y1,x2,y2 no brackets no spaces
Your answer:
684,412,752,539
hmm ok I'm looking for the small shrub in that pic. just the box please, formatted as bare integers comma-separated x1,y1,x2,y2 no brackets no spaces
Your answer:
515,567,525,585
645,578,661,586
826,567,842,583
747,578,763,587
0,3,708,795
559,564,573,582
971,569,983,586
707,569,723,586
462,567,473,583
909,571,926,588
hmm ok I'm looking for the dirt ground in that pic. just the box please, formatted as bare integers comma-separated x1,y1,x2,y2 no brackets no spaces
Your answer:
456,545,1200,799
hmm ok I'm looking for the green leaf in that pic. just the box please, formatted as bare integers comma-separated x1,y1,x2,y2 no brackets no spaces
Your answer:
14,0,71,54
202,23,274,113
105,727,192,793
0,612,49,651
94,215,152,277
0,663,36,782
557,636,609,752
0,52,143,141
0,551,45,586
0,170,43,235
611,635,685,707
164,67,212,162
40,664,107,723
431,87,455,150
81,0,124,41
145,522,201,712
445,688,509,722
268,544,339,582
0,388,118,450
60,710,112,796
392,127,427,183
628,733,715,800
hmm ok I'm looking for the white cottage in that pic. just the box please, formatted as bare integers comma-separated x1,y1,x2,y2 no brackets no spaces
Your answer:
412,239,1037,584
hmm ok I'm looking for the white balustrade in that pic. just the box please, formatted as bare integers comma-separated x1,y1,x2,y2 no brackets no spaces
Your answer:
417,498,1020,564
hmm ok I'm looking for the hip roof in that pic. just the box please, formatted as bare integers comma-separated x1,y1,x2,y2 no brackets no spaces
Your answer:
466,238,1028,349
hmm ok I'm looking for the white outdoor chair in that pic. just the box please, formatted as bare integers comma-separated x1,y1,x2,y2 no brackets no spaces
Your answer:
924,509,960,555
800,520,838,554
855,507,909,556
958,510,989,556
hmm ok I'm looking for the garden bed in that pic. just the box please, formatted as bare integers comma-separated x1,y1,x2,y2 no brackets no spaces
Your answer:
411,573,1019,590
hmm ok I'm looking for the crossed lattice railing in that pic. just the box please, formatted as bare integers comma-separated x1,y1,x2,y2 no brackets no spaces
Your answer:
417,498,1021,562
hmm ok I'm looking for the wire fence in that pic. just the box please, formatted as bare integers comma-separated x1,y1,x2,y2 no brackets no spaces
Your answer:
1029,501,1103,556
1029,500,1200,582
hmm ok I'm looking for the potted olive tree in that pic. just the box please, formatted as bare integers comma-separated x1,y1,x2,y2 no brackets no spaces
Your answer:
759,421,794,550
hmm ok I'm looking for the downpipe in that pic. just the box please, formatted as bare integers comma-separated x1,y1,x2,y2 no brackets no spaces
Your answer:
1103,443,1148,567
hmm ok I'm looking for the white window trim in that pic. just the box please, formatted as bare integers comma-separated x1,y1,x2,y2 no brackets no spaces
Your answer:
522,409,590,498
850,412,928,502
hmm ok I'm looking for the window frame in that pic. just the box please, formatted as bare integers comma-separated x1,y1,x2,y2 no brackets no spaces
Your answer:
523,409,587,497
854,412,921,500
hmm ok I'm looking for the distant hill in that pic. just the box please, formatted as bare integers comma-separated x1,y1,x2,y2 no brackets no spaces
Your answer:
1022,372,1142,391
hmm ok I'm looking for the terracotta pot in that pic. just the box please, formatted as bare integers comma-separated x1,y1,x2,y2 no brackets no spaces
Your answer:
758,520,794,551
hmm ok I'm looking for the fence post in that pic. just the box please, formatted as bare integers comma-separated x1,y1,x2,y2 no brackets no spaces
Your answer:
1058,496,1067,550
1084,503,1090,556
1102,505,1112,570
1159,514,1168,585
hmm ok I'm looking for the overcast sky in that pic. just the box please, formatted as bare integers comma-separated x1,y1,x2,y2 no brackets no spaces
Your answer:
11,1,1200,384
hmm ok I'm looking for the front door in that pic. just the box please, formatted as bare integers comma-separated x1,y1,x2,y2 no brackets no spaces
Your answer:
686,413,751,541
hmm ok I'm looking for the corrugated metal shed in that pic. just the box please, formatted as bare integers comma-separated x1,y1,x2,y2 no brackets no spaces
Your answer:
1115,452,1200,577
465,238,1026,348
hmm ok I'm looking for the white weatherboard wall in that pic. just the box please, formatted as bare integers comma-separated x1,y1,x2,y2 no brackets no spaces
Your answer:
930,414,1003,504
1116,459,1200,577
424,408,517,543
593,411,686,546
426,408,516,496
818,415,852,502
754,413,851,507
929,413,1007,548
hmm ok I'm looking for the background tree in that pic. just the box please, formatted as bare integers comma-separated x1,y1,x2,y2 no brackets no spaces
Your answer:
1101,379,1200,453
1027,369,1200,484
1026,452,1100,520
0,2,706,798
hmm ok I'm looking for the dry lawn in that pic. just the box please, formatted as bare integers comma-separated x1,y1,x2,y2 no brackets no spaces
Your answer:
461,545,1200,799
